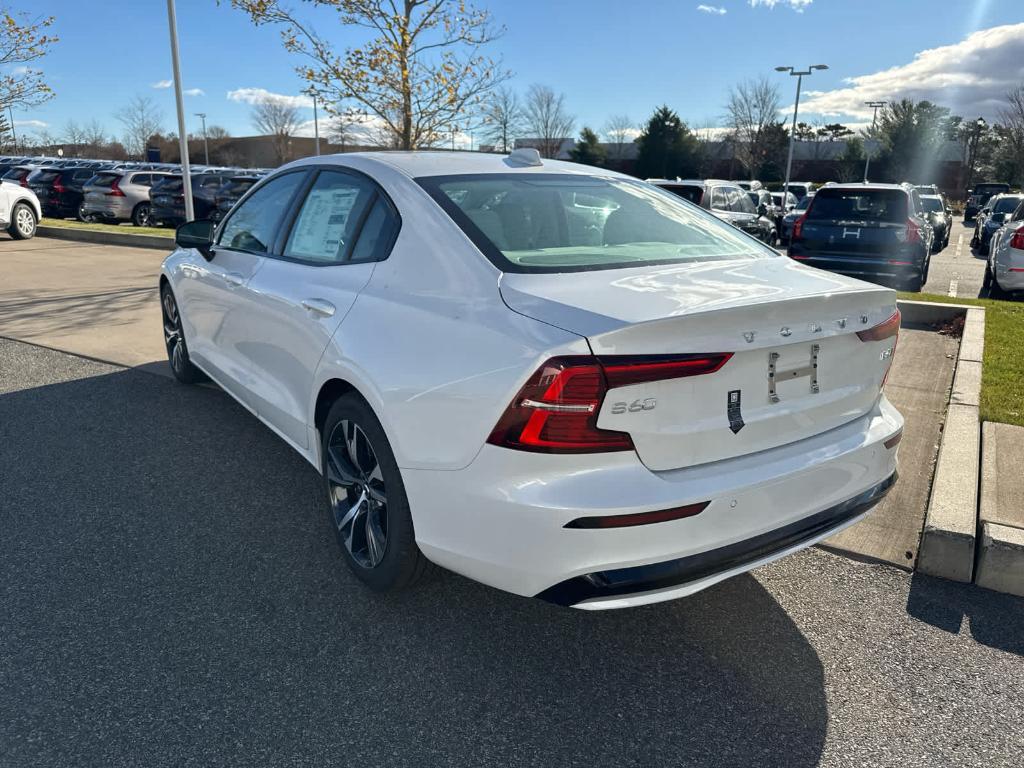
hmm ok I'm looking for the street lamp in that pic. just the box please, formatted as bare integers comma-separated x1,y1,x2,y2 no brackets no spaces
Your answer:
165,0,194,222
776,64,828,204
195,112,209,165
862,100,887,182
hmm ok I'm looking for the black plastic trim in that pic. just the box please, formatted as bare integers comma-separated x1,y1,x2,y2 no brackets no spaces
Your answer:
536,472,897,607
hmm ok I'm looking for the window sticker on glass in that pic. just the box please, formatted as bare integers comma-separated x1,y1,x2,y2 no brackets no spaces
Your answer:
288,186,361,262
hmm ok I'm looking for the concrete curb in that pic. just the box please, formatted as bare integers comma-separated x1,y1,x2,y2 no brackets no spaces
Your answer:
914,305,985,584
37,225,173,251
976,422,1024,596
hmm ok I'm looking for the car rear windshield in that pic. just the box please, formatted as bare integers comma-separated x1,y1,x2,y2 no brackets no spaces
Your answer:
993,196,1023,214
921,197,944,212
31,170,60,183
974,184,1009,195
657,184,704,204
805,188,908,223
89,173,121,187
417,173,776,273
155,177,184,193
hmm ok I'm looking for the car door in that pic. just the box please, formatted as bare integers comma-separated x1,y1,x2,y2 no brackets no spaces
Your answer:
179,170,307,408
237,168,400,449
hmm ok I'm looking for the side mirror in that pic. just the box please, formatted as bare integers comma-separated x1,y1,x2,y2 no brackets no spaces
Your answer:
757,203,768,216
175,219,215,260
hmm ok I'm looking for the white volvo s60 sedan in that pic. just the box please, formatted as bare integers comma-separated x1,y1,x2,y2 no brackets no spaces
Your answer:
160,149,903,609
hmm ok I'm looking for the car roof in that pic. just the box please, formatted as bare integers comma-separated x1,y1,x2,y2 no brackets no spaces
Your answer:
819,182,910,191
280,151,635,180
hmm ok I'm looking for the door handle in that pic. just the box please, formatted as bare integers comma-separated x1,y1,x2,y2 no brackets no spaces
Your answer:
223,272,245,287
301,298,336,317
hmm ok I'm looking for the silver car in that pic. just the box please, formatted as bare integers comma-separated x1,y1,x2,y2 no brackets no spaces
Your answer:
82,170,172,226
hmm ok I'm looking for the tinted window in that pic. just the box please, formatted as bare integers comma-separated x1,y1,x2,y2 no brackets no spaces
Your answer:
31,170,60,183
418,173,775,273
993,196,1024,214
806,189,908,223
219,171,305,254
283,171,375,264
921,197,943,213
129,174,151,186
89,173,121,187
350,197,400,262
729,187,756,214
658,184,703,205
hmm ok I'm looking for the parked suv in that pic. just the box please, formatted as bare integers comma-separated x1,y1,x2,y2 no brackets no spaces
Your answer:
0,177,41,239
209,174,264,222
972,194,1024,255
649,179,776,244
964,182,1011,222
81,170,171,226
150,172,234,227
919,194,951,251
787,183,933,291
986,198,1024,295
26,167,98,220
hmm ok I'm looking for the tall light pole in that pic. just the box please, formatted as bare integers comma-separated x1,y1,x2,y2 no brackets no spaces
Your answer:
862,100,886,182
776,64,828,204
166,0,194,222
195,112,209,165
312,93,320,156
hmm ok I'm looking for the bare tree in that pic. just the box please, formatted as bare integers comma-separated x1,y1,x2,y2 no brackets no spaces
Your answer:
603,114,635,161
251,97,301,163
724,76,782,177
205,124,231,140
0,9,57,108
116,95,164,158
229,0,507,151
996,87,1024,186
61,119,87,147
523,84,574,158
480,86,524,153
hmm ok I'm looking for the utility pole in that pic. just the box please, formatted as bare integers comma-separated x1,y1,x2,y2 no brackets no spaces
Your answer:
863,100,887,182
775,64,829,203
166,0,194,221
195,112,209,165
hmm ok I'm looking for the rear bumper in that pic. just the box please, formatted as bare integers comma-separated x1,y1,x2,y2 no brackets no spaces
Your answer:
994,263,1024,291
786,250,925,284
83,198,132,220
404,396,903,608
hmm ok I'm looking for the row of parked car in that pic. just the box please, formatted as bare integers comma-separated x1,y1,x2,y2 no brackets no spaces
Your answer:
0,155,268,230
649,177,951,291
966,190,1024,295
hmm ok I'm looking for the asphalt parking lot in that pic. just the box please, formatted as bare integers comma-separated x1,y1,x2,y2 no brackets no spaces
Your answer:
1,338,1023,767
1,234,1023,766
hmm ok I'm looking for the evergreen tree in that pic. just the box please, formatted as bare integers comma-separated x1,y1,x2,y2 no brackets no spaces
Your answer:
634,105,698,179
0,109,12,151
569,126,605,166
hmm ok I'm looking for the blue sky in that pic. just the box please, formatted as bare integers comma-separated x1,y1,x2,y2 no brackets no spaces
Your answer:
16,0,1024,146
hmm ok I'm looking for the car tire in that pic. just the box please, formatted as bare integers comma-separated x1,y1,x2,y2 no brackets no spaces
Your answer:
132,203,151,227
321,393,434,593
77,202,97,223
160,284,205,385
8,202,37,240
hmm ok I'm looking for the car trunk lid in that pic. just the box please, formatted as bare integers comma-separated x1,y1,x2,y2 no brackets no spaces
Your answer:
500,258,897,471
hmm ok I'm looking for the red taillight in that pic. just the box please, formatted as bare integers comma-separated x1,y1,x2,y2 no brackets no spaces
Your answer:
106,178,126,197
488,353,733,453
857,309,901,342
792,213,807,240
1010,225,1024,250
52,178,66,194
18,174,28,187
905,218,922,244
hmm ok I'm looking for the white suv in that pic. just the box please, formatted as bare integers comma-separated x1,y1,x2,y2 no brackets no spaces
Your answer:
0,180,40,240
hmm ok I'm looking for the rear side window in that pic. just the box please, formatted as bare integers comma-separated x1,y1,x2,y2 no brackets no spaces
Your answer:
349,197,400,262
283,171,375,264
806,189,908,223
993,196,1024,214
130,174,151,186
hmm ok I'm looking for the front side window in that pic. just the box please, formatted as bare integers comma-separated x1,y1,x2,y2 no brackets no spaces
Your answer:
219,171,305,254
710,187,728,210
283,171,376,264
417,173,777,273
729,187,756,214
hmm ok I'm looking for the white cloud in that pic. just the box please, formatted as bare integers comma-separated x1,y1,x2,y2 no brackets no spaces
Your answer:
10,65,31,75
14,119,48,129
796,23,1024,121
749,0,813,11
183,88,205,97
151,79,172,89
226,87,312,109
697,4,727,14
